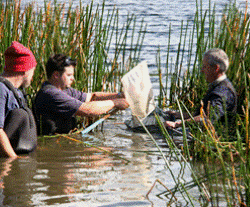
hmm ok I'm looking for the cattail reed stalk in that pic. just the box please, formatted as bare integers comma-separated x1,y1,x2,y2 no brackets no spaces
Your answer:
0,0,145,97
155,0,250,205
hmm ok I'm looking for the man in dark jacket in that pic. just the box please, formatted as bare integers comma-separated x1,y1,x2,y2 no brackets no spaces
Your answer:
165,48,237,129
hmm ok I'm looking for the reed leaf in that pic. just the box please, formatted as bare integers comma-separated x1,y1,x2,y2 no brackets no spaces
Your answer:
156,0,250,205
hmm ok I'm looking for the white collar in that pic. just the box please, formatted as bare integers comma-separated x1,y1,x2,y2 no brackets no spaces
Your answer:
214,74,227,83
209,74,227,88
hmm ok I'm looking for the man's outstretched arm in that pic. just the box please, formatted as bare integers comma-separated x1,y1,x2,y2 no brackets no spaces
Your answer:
75,98,129,117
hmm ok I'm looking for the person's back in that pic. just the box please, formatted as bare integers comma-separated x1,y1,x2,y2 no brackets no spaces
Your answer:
0,41,37,158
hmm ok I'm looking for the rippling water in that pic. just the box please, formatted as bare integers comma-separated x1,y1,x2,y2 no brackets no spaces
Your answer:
0,0,249,206
0,111,198,206
21,0,249,70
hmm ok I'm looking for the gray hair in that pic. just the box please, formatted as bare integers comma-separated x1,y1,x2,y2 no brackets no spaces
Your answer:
204,48,229,72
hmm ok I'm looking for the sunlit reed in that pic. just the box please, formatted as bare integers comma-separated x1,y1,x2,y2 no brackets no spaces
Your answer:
0,0,146,102
154,0,250,206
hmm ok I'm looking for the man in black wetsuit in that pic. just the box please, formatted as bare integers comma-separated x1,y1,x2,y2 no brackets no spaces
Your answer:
165,48,237,129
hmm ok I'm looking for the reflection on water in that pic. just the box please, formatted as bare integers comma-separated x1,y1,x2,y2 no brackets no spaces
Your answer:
0,157,37,206
1,1,244,205
0,111,199,206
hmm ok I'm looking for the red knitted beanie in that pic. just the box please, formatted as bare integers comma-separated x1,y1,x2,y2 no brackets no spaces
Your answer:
4,41,37,72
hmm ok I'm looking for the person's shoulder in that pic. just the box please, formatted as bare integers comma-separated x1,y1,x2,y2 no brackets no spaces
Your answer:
35,82,57,102
0,81,8,88
219,79,236,91
225,78,236,89
212,79,236,97
223,78,234,86
0,82,10,93
64,87,84,96
38,82,60,95
40,81,54,90
0,82,12,101
64,87,79,93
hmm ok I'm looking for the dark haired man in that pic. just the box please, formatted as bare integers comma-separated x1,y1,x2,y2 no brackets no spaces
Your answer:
165,48,237,129
0,41,37,158
34,54,129,135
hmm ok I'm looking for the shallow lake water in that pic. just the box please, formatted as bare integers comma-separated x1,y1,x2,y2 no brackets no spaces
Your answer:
1,0,248,206
0,110,199,206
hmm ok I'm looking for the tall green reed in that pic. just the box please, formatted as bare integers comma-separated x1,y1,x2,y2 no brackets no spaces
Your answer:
139,115,210,206
154,0,250,206
0,0,146,101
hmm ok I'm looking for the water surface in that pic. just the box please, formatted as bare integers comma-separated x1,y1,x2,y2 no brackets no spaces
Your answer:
0,111,198,206
1,0,249,206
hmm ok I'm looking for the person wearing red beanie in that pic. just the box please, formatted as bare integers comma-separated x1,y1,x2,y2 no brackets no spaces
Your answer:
4,41,37,72
0,41,37,158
